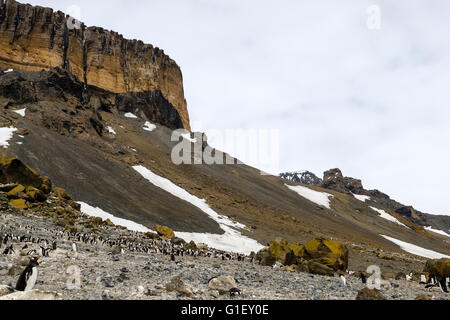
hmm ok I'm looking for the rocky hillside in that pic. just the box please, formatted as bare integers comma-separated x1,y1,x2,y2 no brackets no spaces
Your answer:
0,0,190,130
0,1,449,300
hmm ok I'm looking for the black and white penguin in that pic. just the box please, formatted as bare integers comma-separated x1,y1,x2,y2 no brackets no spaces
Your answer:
229,288,241,297
360,273,367,284
16,257,40,291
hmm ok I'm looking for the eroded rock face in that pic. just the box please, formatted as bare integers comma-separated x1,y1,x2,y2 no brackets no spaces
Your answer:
321,169,350,194
0,0,190,130
0,67,184,134
256,238,349,274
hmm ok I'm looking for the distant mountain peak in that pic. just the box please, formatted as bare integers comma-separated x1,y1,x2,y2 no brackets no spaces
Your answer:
279,170,322,185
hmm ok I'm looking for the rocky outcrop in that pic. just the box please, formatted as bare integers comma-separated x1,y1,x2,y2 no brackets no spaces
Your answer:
256,238,349,274
321,169,350,194
355,288,387,300
279,171,322,185
423,259,450,282
0,67,184,134
0,0,190,130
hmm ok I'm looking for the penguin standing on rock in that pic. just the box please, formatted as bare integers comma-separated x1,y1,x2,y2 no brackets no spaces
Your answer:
16,256,40,291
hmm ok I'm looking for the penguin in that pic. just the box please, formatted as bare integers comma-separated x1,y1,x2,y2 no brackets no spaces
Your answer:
339,274,347,286
72,243,77,253
52,241,57,250
16,257,40,291
420,274,427,284
360,273,367,284
229,288,241,297
3,244,14,255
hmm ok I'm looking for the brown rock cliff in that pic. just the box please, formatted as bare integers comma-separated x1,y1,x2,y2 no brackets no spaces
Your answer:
0,0,190,130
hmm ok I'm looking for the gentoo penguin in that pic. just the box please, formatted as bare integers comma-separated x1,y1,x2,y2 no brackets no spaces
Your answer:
16,257,40,291
52,242,57,250
229,288,241,297
359,273,367,284
72,243,77,253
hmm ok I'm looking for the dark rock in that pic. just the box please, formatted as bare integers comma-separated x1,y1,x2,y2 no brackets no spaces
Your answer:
355,288,387,300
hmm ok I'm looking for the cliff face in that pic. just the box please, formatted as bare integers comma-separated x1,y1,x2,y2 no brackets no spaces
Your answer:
0,0,190,130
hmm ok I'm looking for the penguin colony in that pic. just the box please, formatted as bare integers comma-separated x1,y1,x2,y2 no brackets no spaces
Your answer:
1,222,449,295
0,222,252,292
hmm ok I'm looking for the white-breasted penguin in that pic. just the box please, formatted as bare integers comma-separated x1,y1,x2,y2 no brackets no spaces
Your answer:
16,256,40,291
339,274,347,286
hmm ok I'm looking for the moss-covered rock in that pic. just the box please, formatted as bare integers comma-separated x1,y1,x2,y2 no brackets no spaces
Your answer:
9,198,28,209
0,157,50,193
300,238,349,272
7,184,25,197
156,225,175,240
356,288,387,300
423,258,450,281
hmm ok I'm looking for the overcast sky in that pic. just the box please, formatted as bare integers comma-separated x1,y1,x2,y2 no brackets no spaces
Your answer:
27,1,450,215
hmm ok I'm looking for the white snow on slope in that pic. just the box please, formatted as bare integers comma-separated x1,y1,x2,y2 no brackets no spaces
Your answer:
78,202,153,233
124,112,138,119
0,127,17,148
13,108,26,117
380,235,450,259
107,126,116,135
286,184,333,209
424,226,450,237
133,165,264,254
353,193,371,202
143,121,156,132
4,69,13,73
370,207,407,227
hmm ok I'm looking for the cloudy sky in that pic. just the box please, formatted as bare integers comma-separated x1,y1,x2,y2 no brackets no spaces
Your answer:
27,0,450,215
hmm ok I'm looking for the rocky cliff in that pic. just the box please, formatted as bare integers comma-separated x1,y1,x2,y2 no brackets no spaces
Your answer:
0,0,190,130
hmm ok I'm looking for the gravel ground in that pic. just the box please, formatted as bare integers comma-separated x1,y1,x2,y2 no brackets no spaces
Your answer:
1,211,449,300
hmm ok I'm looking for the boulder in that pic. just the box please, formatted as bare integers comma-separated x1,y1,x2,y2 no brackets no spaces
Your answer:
415,294,432,300
423,258,450,281
185,240,197,251
255,248,277,266
156,225,175,240
208,276,237,295
0,285,14,297
269,240,292,264
0,290,62,300
355,288,387,300
321,168,350,194
165,276,192,297
300,238,349,272
9,199,28,209
0,157,50,194
301,261,335,276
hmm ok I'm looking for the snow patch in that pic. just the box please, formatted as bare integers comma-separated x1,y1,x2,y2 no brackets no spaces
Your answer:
143,121,156,132
424,226,450,237
13,108,26,117
0,127,17,148
353,193,371,202
77,202,153,233
107,126,116,135
133,165,264,254
286,184,333,209
124,112,138,119
4,69,13,73
380,235,450,259
370,207,407,227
